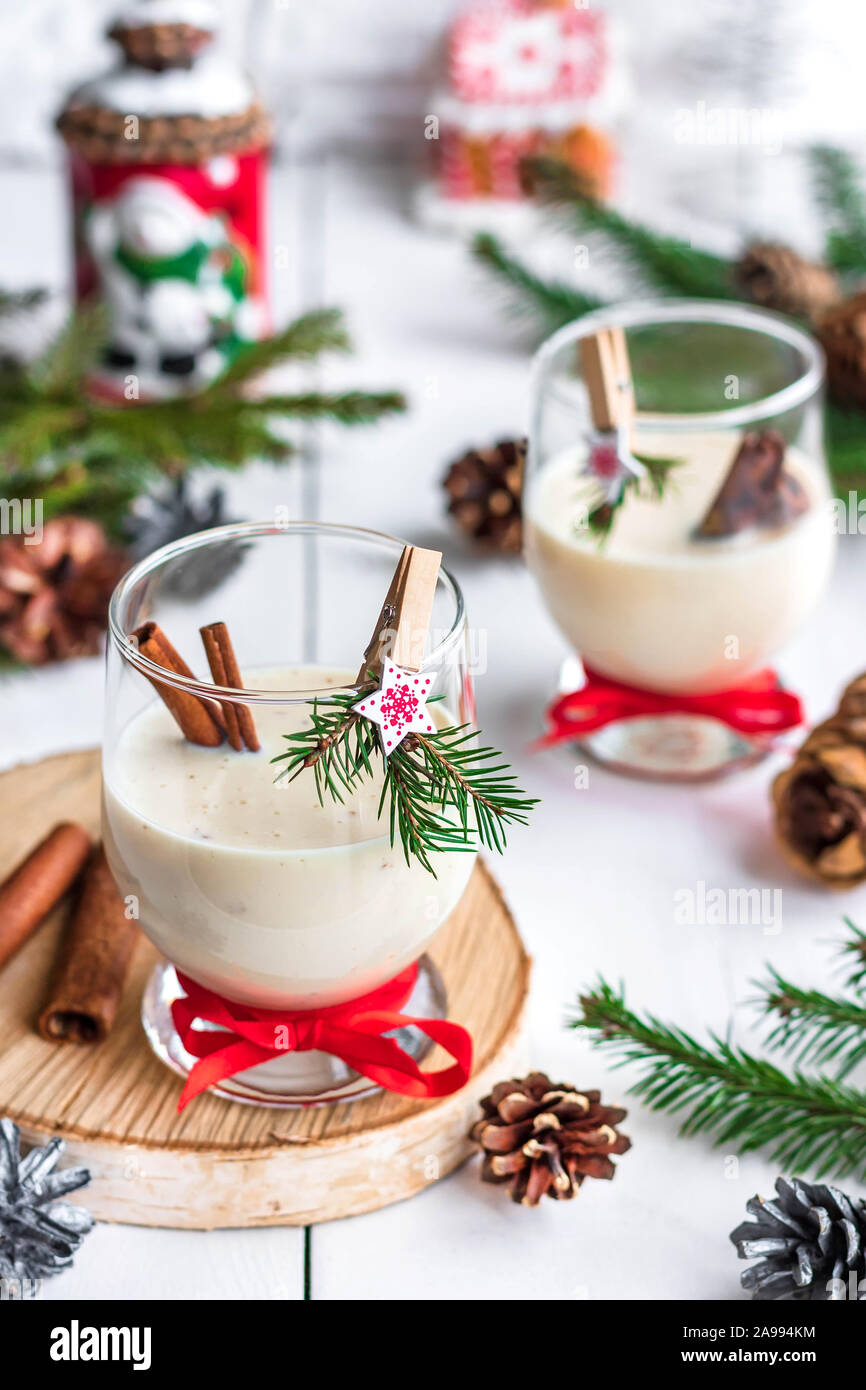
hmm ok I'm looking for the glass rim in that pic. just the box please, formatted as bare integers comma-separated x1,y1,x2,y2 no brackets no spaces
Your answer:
530,298,825,431
107,520,467,703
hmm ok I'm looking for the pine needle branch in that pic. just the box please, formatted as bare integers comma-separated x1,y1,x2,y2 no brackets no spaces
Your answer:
523,156,736,301
208,307,352,390
28,304,109,397
271,688,537,876
472,231,602,334
0,299,405,535
573,980,866,1180
810,144,866,275
249,390,407,423
758,967,866,1079
839,918,866,993
584,454,682,539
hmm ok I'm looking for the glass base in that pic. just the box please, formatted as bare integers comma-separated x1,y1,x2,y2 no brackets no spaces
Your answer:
578,714,772,782
141,957,447,1109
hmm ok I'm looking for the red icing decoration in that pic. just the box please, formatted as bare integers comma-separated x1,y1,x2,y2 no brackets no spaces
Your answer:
449,1,608,105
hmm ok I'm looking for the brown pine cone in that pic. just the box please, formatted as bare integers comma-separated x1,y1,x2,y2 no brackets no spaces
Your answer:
734,242,840,324
0,518,128,667
818,292,866,410
443,438,525,554
469,1071,630,1206
773,673,866,887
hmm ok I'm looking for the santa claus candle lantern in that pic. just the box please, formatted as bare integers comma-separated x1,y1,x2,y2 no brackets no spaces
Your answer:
57,0,271,400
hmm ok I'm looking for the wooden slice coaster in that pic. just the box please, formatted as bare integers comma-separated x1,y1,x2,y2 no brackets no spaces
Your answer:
0,750,530,1228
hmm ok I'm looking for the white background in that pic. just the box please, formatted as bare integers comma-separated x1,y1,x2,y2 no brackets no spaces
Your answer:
1,1,866,1302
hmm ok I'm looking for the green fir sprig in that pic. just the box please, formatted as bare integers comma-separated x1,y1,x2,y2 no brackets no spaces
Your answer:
472,230,601,335
760,970,866,1080
584,452,681,538
0,300,405,537
272,685,537,876
573,979,866,1181
840,918,866,992
757,918,866,1079
523,156,735,301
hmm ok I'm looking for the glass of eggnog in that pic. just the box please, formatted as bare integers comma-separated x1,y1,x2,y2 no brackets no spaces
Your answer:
102,522,476,1104
525,300,835,779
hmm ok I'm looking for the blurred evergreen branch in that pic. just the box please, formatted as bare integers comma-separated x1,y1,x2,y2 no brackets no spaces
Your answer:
473,230,601,334
523,156,735,300
0,301,406,537
472,150,866,495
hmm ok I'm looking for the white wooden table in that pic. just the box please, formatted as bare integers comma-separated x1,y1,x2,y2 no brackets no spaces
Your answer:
3,154,864,1302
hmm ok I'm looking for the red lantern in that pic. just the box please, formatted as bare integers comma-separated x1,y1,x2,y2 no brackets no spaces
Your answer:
57,1,271,401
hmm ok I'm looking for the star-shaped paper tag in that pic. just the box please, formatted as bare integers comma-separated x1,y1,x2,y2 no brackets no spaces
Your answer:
581,424,646,505
352,661,436,756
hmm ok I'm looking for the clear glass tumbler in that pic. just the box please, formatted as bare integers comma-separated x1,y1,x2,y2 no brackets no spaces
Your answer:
102,522,476,1105
524,300,835,779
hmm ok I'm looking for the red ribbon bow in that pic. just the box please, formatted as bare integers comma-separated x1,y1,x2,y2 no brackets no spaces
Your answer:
171,965,473,1111
535,665,803,749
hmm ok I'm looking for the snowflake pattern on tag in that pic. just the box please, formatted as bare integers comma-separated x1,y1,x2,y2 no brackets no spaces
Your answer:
352,661,436,755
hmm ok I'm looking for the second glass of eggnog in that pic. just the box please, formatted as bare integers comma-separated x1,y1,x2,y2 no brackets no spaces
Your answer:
102,522,477,1104
525,301,836,778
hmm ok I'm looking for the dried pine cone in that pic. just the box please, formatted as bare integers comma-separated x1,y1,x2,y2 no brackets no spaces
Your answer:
469,1071,630,1206
443,438,524,554
818,292,866,410
734,242,840,324
731,1177,866,1301
773,672,866,887
0,517,127,667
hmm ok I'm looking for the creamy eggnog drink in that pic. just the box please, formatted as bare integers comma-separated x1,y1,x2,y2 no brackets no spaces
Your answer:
103,524,534,1103
525,429,835,695
103,666,476,1011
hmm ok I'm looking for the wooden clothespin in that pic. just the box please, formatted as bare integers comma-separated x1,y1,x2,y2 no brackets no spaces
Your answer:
578,326,634,436
356,544,442,684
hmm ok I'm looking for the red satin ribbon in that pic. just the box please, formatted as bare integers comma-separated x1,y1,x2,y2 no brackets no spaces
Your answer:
171,964,473,1112
536,665,803,749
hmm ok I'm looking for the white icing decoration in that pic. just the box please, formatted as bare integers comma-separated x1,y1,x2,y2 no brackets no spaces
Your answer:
70,52,254,119
433,68,628,135
436,10,629,134
111,0,218,30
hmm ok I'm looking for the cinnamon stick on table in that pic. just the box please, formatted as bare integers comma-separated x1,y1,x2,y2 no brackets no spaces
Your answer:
132,621,224,746
38,845,140,1044
200,621,260,751
0,822,91,972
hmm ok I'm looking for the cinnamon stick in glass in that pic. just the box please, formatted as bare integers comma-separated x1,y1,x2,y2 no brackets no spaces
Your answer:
0,822,91,972
131,621,224,746
200,621,260,751
38,845,139,1044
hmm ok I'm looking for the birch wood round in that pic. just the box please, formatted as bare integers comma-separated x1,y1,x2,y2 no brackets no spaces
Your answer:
0,749,531,1228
